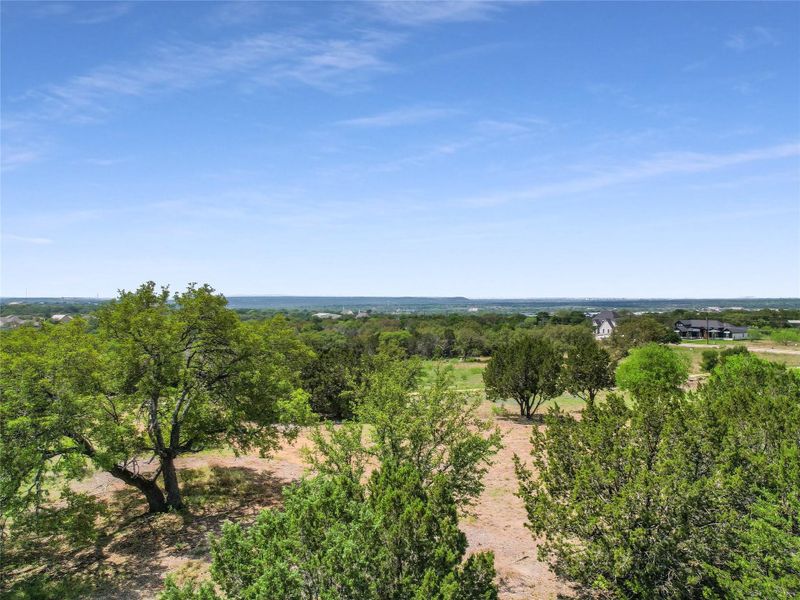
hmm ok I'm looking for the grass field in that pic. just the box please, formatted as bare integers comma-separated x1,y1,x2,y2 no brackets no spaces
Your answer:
672,344,800,372
421,358,588,414
421,358,487,390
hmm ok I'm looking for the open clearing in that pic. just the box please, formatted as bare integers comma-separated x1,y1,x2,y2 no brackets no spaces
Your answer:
672,342,800,372
14,400,577,600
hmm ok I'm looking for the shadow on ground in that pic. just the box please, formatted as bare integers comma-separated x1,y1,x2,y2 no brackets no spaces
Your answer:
2,466,292,600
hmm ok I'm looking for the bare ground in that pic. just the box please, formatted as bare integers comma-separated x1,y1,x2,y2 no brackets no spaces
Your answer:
11,402,574,599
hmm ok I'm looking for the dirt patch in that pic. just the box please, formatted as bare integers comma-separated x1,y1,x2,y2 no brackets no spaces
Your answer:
11,403,573,599
463,405,572,599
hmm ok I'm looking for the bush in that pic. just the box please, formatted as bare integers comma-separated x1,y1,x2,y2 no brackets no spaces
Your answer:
701,349,719,372
161,360,501,600
770,328,800,345
517,354,800,598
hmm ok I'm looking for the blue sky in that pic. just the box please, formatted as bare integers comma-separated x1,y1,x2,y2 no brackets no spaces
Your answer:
2,1,798,298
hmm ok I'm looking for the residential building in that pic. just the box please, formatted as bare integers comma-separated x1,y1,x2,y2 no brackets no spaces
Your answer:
591,310,619,339
674,319,748,340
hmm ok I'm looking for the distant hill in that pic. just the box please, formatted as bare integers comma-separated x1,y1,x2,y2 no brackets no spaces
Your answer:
3,296,799,315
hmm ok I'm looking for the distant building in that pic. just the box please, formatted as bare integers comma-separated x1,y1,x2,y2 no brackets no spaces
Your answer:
788,320,800,328
591,310,619,339
674,319,748,340
0,315,25,329
50,314,73,324
355,311,369,319
312,312,341,320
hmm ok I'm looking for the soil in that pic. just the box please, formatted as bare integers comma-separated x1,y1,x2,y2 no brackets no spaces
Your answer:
30,402,575,599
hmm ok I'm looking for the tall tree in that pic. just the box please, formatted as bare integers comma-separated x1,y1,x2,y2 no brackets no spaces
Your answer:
1,282,312,515
300,331,362,419
454,326,485,361
560,329,615,405
483,332,563,419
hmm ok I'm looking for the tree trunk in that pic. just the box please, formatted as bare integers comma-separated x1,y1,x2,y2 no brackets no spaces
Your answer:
70,433,169,513
161,455,184,510
109,465,168,513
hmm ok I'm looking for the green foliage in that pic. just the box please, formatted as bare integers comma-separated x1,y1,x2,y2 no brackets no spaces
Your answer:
483,332,563,419
300,331,365,419
163,466,497,600
308,360,502,507
701,346,751,373
454,326,486,360
2,572,103,600
378,330,413,357
3,488,107,570
549,310,588,325
161,359,499,600
1,320,104,524
770,328,800,345
517,353,800,598
615,343,688,399
560,329,615,404
609,315,679,357
701,349,720,372
1,282,312,524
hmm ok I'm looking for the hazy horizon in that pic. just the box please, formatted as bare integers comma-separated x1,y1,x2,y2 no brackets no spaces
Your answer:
3,294,799,301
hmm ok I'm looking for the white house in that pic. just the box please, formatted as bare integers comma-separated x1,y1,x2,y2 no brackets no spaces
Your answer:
591,310,619,339
50,314,73,324
312,312,341,320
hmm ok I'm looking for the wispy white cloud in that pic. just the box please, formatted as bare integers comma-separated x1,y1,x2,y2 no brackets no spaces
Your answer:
13,30,400,124
731,71,776,95
26,1,133,25
366,0,504,26
3,234,54,245
204,1,267,27
464,142,800,206
726,26,779,51
682,57,713,73
71,2,133,25
474,117,547,137
337,106,461,127
82,157,129,167
1,142,49,171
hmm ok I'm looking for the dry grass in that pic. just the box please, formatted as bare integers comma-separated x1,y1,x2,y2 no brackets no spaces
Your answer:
2,401,579,600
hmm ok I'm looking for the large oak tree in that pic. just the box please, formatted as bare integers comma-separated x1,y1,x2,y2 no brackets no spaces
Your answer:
1,282,312,516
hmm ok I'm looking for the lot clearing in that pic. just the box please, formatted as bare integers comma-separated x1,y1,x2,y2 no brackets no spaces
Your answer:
8,399,577,600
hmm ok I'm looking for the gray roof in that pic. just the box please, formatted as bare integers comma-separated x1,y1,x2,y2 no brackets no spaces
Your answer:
592,310,619,324
674,319,748,333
